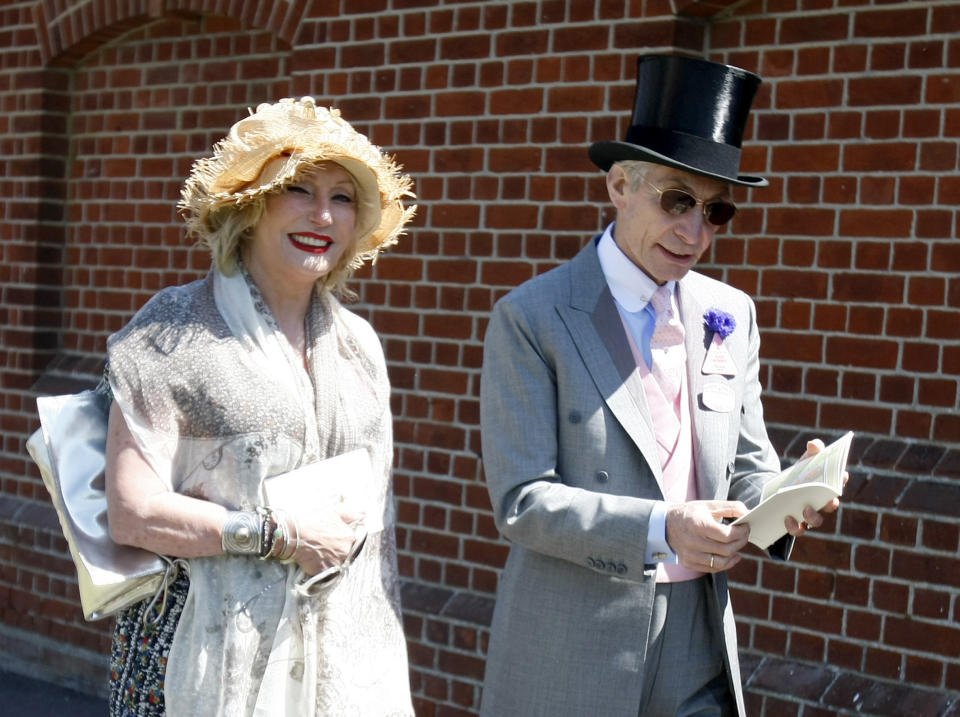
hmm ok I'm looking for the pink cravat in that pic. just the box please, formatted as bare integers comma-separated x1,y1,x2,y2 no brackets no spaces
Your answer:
648,285,685,417
620,307,702,583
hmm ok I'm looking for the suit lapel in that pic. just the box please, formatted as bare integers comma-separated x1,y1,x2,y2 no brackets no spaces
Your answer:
678,274,728,500
556,241,665,489
552,248,740,502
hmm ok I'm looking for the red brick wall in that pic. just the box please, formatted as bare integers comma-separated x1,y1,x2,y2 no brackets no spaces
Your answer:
1,1,958,714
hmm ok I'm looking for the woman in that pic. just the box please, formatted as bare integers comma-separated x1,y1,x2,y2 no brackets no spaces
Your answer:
104,97,416,716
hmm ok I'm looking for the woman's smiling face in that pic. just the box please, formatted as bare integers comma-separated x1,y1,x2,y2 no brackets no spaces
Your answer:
245,162,359,291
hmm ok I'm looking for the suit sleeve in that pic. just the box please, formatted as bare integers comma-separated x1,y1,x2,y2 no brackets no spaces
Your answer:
723,292,795,561
480,294,656,581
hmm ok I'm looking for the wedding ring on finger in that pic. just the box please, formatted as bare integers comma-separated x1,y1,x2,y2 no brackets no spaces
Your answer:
709,555,715,569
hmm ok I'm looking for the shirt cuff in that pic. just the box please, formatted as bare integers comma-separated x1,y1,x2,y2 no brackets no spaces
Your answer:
645,501,678,564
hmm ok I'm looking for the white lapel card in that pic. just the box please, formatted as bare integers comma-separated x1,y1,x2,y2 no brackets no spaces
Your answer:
701,382,736,413
263,448,383,533
702,334,737,377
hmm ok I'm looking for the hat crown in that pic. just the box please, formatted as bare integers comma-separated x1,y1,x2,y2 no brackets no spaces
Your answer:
589,54,767,187
630,55,759,151
229,99,379,162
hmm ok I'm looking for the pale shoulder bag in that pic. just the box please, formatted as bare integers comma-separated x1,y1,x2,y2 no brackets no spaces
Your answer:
26,389,167,621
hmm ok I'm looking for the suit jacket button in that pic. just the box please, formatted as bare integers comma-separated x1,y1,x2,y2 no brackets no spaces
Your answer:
569,411,581,424
595,559,606,570
586,557,596,568
606,562,617,573
596,470,609,483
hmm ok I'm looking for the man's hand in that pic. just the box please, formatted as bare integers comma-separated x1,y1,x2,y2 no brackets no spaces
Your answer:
665,500,751,572
784,439,850,538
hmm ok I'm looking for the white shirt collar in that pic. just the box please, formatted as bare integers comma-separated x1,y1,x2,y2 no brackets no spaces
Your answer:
596,223,675,312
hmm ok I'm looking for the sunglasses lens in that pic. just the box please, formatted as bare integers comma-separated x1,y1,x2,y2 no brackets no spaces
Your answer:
659,189,697,216
652,185,737,226
705,201,737,226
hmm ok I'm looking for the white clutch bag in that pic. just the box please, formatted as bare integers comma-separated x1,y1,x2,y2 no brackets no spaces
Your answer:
262,448,383,533
27,390,166,621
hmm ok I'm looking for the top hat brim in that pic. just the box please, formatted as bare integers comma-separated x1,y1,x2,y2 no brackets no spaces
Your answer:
589,140,768,188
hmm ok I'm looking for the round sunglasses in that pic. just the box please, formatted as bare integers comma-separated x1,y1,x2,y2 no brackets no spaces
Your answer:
642,180,737,226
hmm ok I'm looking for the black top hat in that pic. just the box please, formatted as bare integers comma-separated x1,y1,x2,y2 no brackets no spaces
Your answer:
589,54,768,187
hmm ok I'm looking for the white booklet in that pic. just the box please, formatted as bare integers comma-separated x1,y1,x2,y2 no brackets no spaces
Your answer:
733,431,854,549
263,448,383,533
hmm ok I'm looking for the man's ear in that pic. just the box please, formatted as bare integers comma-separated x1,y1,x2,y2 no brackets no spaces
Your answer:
606,165,630,209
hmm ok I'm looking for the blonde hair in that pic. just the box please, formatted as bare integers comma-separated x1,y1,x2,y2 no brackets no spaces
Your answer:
199,195,264,276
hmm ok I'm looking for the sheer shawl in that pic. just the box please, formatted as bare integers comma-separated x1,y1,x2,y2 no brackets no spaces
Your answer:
107,268,412,716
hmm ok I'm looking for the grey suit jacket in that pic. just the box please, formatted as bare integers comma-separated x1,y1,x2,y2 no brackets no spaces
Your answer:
479,238,785,717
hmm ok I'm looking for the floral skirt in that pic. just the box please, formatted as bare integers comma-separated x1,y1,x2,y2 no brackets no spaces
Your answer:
108,570,190,716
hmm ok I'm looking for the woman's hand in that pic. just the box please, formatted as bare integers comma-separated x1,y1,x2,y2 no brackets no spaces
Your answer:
290,502,365,576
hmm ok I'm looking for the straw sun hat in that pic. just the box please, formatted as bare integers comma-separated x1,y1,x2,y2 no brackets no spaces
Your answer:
179,96,416,262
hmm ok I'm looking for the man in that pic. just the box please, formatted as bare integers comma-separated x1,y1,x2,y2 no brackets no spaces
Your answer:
479,55,839,716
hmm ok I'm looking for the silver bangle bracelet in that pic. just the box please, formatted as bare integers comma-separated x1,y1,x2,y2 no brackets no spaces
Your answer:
222,510,263,555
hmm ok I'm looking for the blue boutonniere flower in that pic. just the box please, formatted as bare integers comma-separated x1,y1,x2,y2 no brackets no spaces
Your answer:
703,308,736,339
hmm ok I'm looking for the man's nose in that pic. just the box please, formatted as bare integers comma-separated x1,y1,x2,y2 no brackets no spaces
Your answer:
675,208,710,244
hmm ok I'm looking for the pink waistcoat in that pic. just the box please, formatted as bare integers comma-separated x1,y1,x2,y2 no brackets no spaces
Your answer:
622,318,704,583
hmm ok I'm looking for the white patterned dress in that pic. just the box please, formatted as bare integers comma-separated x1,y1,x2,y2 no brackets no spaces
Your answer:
106,267,413,716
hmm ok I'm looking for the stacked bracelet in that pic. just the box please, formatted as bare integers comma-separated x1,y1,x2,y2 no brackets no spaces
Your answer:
260,508,279,559
222,507,301,561
222,510,263,555
267,509,300,562
285,513,301,561
270,520,287,558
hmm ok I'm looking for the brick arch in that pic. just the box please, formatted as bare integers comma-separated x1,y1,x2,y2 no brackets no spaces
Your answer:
675,0,752,20
31,0,309,66
29,3,301,391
